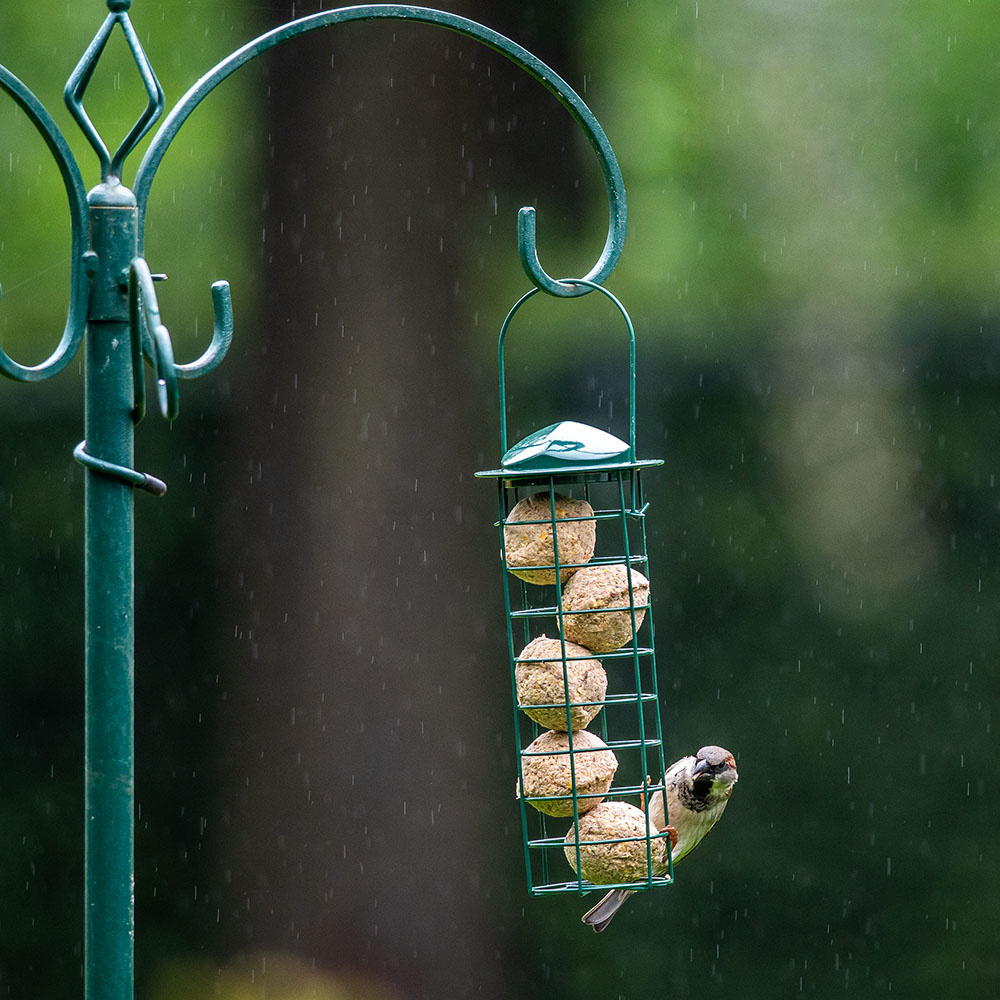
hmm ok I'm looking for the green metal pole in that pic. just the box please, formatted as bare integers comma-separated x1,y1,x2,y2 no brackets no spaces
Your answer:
83,179,139,1000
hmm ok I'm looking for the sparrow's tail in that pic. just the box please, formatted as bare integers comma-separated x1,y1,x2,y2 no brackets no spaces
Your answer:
580,888,635,932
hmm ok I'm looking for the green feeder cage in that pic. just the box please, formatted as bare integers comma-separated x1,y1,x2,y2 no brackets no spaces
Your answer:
477,283,670,898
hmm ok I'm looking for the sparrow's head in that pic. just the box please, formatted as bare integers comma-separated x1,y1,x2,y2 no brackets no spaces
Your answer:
690,745,738,803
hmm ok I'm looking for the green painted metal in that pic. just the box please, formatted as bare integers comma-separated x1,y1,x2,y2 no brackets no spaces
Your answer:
478,419,664,478
132,4,627,296
491,280,640,459
0,0,638,992
66,5,165,182
0,65,93,381
82,178,142,1000
477,466,670,896
503,420,635,470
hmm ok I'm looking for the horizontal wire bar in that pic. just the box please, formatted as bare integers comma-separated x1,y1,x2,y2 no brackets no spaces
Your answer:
498,509,646,526
516,692,659,712
521,786,666,810
603,737,663,751
509,603,651,620
520,789,619,803
525,876,673,896
519,736,663,758
493,511,648,528
531,830,671,850
506,554,649,574
512,646,655,664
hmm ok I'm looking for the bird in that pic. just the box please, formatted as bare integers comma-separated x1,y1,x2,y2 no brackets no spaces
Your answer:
580,744,739,932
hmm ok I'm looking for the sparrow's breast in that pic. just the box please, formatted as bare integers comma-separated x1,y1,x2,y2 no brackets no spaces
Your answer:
671,804,724,862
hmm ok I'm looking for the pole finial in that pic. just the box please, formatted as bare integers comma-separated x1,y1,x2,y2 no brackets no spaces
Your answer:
67,0,163,182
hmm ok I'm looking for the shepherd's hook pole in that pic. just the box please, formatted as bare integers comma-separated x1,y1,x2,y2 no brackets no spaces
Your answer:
0,2,627,997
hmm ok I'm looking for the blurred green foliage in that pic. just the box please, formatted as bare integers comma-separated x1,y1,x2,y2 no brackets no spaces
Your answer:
3,1,1000,998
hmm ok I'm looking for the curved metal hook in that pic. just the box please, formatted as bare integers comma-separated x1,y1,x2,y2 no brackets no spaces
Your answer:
129,257,177,421
174,280,234,381
0,65,93,382
133,5,626,296
129,260,234,421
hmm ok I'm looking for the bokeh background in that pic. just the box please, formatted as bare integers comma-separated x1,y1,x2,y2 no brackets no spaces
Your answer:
2,1,999,996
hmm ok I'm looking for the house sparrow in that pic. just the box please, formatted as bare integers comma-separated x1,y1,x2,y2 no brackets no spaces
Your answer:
580,745,738,932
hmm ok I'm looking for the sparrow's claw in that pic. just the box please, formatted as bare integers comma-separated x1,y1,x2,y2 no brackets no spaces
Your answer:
639,775,653,811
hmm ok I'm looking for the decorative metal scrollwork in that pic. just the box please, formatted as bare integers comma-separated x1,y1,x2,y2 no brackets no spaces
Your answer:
2,1,627,415
0,66,92,382
133,5,628,297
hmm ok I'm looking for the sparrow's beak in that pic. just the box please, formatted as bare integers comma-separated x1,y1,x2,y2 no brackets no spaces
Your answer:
692,758,711,777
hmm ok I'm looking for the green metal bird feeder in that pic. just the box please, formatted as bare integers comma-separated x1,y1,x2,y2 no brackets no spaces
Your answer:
477,282,670,897
1,2,665,995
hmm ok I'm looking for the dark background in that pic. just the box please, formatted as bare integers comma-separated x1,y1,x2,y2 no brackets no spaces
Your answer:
2,1,998,997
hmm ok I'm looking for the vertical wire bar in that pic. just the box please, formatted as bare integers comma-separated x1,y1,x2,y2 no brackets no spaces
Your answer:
619,469,660,884
616,471,645,882
84,187,138,1000
548,480,584,889
500,481,537,892
635,469,672,881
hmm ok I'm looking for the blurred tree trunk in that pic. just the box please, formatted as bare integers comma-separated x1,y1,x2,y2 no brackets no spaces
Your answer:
208,5,576,997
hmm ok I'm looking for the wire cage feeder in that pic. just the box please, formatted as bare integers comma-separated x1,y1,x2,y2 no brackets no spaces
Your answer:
477,283,671,897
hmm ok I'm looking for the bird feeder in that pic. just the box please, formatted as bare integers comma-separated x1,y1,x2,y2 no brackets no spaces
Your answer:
477,283,671,897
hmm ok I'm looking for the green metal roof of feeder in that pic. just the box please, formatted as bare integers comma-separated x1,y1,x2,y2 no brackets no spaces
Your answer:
476,420,662,479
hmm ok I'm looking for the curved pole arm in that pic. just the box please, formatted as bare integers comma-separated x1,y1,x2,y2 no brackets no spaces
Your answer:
133,4,626,297
0,65,94,381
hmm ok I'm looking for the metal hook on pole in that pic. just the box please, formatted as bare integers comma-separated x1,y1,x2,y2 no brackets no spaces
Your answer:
129,257,178,421
128,259,234,422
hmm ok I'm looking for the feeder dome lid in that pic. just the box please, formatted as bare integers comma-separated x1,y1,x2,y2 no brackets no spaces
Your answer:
476,420,662,479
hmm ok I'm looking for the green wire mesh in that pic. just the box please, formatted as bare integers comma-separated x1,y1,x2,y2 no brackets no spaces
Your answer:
477,287,670,897
503,467,672,895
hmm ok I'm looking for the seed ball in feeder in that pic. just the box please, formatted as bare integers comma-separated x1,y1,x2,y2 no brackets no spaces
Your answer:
503,493,596,584
561,564,650,653
515,635,607,731
563,801,665,884
518,730,618,817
